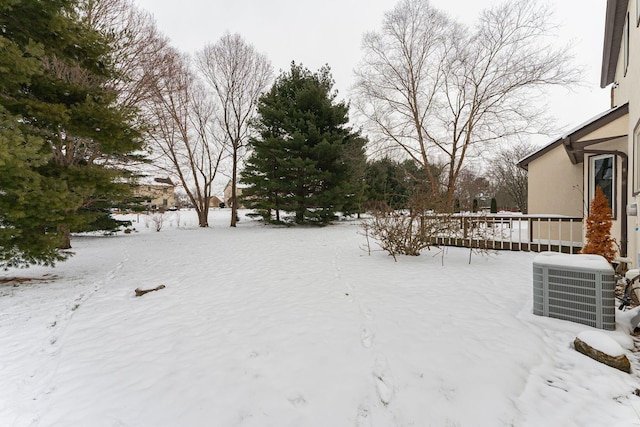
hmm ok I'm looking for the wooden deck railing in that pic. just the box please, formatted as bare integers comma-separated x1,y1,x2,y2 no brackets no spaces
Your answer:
430,214,583,254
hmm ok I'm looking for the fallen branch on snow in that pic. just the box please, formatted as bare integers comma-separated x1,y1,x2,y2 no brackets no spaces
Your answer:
134,284,166,297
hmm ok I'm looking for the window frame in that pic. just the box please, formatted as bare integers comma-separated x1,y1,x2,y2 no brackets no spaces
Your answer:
634,119,640,195
589,153,617,219
624,12,630,76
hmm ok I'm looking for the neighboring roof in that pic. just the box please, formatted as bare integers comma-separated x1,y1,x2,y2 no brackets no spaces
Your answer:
153,177,175,186
135,176,175,187
518,103,629,169
224,179,249,190
601,0,629,88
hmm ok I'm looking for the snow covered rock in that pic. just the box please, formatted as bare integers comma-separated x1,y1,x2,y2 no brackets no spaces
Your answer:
573,331,631,373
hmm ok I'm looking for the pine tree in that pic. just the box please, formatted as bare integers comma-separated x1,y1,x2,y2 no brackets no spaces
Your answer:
337,134,368,217
581,186,617,263
490,197,498,214
454,199,461,213
242,63,364,224
0,0,143,267
364,158,409,210
0,109,73,268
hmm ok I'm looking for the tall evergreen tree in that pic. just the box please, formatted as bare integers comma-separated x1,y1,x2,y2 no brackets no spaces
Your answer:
490,197,498,214
242,63,364,224
364,158,441,211
365,158,410,210
339,134,368,217
0,0,143,267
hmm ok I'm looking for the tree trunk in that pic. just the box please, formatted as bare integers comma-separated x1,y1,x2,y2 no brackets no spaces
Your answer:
230,149,238,227
58,225,72,249
197,208,208,227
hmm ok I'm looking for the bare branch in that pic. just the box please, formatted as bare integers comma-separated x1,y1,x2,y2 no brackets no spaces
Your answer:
353,0,579,210
145,47,227,227
196,33,273,226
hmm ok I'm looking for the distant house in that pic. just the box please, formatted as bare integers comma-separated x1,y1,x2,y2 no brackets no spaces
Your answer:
519,0,639,265
209,195,224,208
223,180,247,209
134,177,176,211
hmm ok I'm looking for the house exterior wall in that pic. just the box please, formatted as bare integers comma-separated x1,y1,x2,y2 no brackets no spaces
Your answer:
523,0,637,264
611,0,640,108
610,0,640,264
134,184,176,210
223,183,244,208
575,114,628,142
527,144,583,217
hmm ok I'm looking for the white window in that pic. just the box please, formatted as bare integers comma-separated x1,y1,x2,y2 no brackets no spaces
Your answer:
590,154,615,213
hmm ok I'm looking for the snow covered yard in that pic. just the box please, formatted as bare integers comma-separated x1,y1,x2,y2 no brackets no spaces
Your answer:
1,210,640,427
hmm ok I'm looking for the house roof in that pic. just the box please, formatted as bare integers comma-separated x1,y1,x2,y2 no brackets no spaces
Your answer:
154,177,175,186
601,0,629,88
135,176,175,187
518,103,629,169
224,179,249,190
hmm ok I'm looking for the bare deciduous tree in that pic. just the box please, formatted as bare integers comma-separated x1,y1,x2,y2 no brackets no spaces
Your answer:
147,48,225,227
196,33,273,227
490,141,536,213
453,170,491,212
80,0,169,112
354,0,578,211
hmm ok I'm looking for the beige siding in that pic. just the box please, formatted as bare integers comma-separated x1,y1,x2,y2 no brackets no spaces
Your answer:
610,0,640,264
223,183,244,208
612,0,640,108
134,184,175,210
527,144,583,217
576,114,628,141
630,1,640,265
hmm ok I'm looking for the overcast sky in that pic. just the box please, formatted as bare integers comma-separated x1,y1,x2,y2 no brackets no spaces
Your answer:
133,0,610,144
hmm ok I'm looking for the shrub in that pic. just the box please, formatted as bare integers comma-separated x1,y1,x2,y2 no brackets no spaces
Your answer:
361,195,457,260
581,186,616,263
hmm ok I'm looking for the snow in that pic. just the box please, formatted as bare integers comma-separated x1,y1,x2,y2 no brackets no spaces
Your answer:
1,210,640,426
577,331,626,357
533,251,614,271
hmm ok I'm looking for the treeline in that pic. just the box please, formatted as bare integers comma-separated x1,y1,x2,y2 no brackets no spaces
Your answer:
0,0,557,268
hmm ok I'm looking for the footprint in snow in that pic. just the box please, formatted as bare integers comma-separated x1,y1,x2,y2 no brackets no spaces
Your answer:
373,355,394,406
345,281,354,292
288,394,306,408
361,327,374,348
355,404,372,427
360,305,374,321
